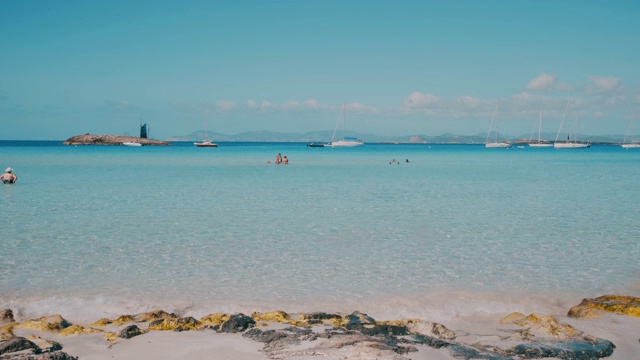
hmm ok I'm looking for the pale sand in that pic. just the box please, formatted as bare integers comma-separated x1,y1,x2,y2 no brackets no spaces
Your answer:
25,327,454,360
7,310,637,360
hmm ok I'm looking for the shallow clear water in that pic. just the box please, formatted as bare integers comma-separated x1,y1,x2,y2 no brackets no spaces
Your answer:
1,141,639,322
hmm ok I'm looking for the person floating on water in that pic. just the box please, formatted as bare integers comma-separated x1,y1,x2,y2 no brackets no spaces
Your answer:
1,167,17,184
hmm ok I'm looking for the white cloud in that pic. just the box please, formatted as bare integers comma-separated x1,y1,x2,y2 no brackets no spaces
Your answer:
456,96,482,108
347,102,378,114
260,101,273,111
526,73,557,91
587,75,622,94
247,100,257,108
403,92,439,108
215,99,235,111
304,99,321,108
281,100,300,109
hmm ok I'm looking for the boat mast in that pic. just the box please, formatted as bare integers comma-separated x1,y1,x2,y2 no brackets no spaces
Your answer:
486,99,500,143
623,118,633,144
331,100,346,142
343,100,346,139
555,94,571,143
538,110,542,142
205,110,209,141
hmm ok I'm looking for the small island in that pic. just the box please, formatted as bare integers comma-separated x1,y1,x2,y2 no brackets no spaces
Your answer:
63,133,171,146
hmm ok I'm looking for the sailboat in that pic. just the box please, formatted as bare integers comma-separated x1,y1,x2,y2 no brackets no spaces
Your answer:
528,110,553,147
325,100,364,148
621,118,640,149
554,94,590,149
194,111,218,147
485,100,511,148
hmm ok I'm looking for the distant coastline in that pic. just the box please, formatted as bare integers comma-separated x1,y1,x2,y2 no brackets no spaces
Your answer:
169,130,629,145
62,134,171,146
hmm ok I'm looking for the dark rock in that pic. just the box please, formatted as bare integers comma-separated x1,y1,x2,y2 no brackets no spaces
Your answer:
0,351,79,360
0,337,41,355
218,314,255,333
447,344,512,360
298,312,342,324
400,334,451,349
0,310,14,322
172,317,200,332
344,311,376,329
117,325,143,339
243,329,296,345
509,339,616,360
34,352,79,360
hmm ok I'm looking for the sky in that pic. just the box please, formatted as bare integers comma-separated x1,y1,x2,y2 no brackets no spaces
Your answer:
1,0,639,140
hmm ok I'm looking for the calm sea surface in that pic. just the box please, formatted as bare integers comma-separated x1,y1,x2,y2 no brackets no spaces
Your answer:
1,141,639,323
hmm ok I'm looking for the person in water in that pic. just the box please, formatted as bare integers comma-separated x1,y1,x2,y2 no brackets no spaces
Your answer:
283,156,288,164
275,153,282,164
1,167,17,184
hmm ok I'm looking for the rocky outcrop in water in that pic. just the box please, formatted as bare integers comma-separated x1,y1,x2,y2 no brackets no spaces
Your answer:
62,134,171,146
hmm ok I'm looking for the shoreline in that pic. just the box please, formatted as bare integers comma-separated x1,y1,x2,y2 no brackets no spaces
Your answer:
2,295,638,360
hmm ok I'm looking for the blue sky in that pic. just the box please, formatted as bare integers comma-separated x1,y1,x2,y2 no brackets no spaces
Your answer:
1,0,639,140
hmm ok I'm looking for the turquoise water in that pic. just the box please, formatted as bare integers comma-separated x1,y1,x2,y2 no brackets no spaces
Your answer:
1,141,639,322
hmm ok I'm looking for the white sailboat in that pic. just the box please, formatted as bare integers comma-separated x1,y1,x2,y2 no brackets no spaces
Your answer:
554,94,590,149
485,100,511,148
528,110,553,147
194,111,218,148
621,118,640,149
326,100,364,148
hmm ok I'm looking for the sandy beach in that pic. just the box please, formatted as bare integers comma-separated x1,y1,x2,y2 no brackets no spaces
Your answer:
2,295,639,360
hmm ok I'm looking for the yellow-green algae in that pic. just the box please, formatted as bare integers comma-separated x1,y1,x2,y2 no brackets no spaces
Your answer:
1,323,17,340
134,310,177,323
59,324,103,336
147,317,201,331
103,332,119,343
16,314,70,332
500,312,581,339
111,315,135,326
92,318,113,327
251,310,291,324
568,294,640,319
199,313,231,326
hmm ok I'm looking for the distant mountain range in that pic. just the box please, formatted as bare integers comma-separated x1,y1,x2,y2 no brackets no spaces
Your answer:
168,130,630,144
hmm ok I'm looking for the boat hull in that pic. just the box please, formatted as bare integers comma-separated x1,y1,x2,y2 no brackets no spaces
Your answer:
528,143,553,147
485,142,511,148
326,140,365,147
122,142,142,147
554,142,591,149
194,141,218,147
621,144,640,149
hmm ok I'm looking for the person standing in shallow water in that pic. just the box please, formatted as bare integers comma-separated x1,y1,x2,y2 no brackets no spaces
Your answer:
275,153,282,164
283,156,288,164
1,167,17,184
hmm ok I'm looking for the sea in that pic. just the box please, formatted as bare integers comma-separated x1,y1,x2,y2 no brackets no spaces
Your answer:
1,141,639,324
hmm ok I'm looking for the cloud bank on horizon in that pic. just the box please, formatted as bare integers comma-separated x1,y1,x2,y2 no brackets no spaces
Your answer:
0,1,638,140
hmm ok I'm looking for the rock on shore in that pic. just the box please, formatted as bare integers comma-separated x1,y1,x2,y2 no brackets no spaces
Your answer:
1,299,632,360
62,134,171,146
